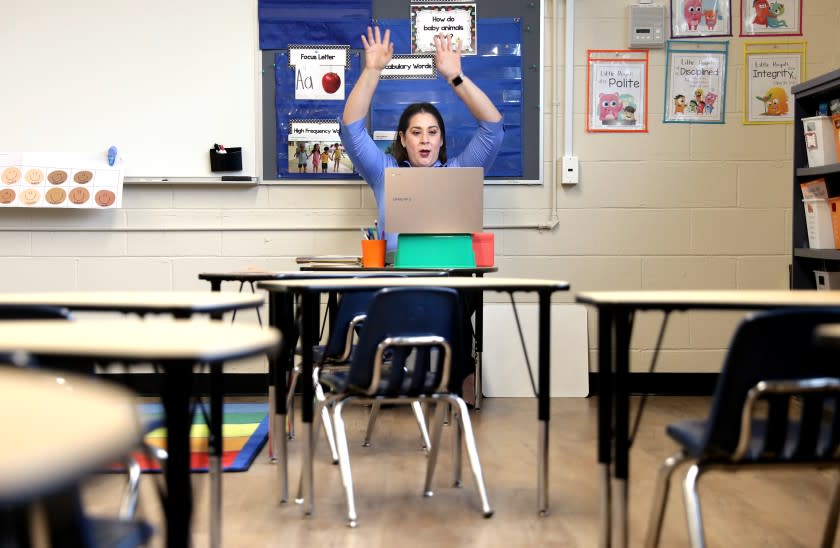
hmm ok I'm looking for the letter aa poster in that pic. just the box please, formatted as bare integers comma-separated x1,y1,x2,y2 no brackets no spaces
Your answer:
586,50,649,133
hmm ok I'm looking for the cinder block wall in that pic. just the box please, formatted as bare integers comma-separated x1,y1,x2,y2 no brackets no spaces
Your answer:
1,0,838,375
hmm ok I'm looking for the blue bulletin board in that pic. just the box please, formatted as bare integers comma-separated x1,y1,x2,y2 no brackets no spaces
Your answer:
258,0,541,183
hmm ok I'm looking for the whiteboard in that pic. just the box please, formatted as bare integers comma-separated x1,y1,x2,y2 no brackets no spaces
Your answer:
0,0,257,179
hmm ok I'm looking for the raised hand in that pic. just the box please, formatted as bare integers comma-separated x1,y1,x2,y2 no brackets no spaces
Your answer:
360,26,393,71
433,33,462,81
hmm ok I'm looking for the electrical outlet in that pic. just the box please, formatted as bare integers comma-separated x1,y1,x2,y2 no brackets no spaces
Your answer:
562,156,579,184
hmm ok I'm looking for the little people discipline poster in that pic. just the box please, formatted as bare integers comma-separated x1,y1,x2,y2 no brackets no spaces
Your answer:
664,41,728,123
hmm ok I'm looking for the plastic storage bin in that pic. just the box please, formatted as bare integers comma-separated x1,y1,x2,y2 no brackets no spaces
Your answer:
802,116,838,167
830,197,840,249
803,198,835,249
815,270,840,290
833,114,840,164
394,234,476,268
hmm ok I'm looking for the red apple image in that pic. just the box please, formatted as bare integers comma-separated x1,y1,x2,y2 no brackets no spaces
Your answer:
322,72,341,94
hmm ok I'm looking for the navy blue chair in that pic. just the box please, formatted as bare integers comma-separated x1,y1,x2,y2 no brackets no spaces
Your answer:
290,290,432,464
321,287,492,527
645,309,840,548
287,290,378,462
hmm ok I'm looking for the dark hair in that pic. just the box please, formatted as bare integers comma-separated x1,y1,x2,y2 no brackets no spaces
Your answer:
392,102,447,165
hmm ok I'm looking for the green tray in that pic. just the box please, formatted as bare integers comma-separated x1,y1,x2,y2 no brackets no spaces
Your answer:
394,234,476,268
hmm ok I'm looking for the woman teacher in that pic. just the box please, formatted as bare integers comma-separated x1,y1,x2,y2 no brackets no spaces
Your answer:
340,25,504,256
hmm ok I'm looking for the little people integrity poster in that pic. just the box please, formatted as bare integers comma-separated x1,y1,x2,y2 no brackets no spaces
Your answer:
586,50,649,133
743,42,806,124
664,41,728,123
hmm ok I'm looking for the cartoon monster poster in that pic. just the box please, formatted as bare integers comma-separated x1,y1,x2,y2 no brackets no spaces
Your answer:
744,43,805,124
586,50,649,133
671,0,732,38
740,0,802,36
664,42,728,124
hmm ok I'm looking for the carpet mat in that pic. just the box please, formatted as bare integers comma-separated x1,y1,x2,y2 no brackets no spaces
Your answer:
124,402,268,473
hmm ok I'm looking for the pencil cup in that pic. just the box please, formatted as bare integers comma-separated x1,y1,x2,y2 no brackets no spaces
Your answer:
361,239,386,268
472,232,495,267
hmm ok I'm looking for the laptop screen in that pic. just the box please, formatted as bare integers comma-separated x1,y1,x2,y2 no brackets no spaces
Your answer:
383,167,484,234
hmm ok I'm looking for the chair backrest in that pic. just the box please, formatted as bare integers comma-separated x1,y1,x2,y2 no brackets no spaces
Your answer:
702,308,840,461
322,290,378,360
346,287,461,397
0,305,72,320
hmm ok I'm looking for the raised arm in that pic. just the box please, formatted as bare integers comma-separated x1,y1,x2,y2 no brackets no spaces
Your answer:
342,26,394,125
434,33,502,123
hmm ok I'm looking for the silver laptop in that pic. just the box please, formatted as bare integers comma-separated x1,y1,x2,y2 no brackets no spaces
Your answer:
383,167,484,234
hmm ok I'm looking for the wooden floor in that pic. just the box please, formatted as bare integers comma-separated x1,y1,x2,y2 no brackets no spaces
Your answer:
82,396,839,547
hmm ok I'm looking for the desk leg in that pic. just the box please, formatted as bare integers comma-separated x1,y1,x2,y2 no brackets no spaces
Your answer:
161,363,193,548
300,292,318,516
271,292,295,503
474,287,484,410
537,291,551,516
209,362,223,548
598,310,614,548
612,310,632,548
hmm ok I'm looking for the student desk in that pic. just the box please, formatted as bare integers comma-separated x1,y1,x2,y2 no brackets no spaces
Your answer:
575,289,840,548
0,290,264,318
0,366,145,545
257,276,570,518
0,319,279,548
198,270,450,462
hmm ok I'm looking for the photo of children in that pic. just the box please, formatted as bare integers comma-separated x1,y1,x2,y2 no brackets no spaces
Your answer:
286,142,354,175
286,120,353,176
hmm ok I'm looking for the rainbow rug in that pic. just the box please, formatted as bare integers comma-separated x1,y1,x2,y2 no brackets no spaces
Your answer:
129,402,268,473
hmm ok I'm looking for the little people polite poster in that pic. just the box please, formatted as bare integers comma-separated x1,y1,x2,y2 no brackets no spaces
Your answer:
587,50,649,133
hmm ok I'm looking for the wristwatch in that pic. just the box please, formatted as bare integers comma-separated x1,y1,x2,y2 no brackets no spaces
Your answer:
449,73,464,87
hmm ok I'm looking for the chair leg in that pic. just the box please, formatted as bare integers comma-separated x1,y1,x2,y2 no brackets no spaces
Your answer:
644,450,687,548
411,401,432,454
362,401,381,447
313,379,339,464
424,401,449,497
286,366,300,440
119,456,142,520
449,395,492,517
267,385,276,462
682,464,706,548
451,401,463,487
333,399,359,527
820,471,840,548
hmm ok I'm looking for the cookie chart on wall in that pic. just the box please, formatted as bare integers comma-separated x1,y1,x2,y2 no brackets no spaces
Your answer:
0,152,124,209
